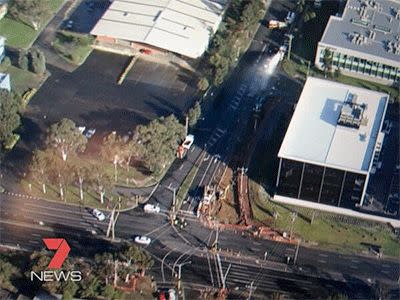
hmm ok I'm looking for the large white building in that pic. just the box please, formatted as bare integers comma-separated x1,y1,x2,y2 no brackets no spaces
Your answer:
315,0,400,84
274,77,396,223
91,0,227,58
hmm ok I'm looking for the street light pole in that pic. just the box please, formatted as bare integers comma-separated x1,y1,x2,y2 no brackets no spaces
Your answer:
285,34,294,61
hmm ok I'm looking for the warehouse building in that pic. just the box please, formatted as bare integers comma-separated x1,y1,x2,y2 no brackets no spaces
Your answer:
315,0,400,84
274,77,389,217
91,0,227,59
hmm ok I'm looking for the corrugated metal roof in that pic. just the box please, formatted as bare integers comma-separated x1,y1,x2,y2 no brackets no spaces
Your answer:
91,0,227,58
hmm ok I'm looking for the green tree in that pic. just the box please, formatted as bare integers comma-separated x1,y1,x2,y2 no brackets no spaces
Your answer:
136,115,185,173
91,164,113,204
187,101,202,127
122,139,143,173
29,149,51,194
9,0,50,30
46,118,87,161
94,252,115,286
322,48,333,77
45,152,74,202
18,50,29,70
102,284,122,300
0,257,18,292
71,163,91,202
101,132,125,182
0,90,20,144
61,280,79,300
28,251,60,293
119,245,154,277
78,274,101,298
29,48,46,75
197,77,209,91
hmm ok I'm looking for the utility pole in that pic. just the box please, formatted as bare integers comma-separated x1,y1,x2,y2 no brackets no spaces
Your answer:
212,223,219,251
247,281,256,300
176,261,191,291
307,60,311,77
166,185,177,218
289,212,297,240
185,115,189,137
107,198,121,241
285,34,294,61
294,240,300,265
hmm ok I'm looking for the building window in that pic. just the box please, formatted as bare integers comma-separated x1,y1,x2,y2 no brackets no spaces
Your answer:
277,159,303,198
319,168,344,206
299,163,324,202
340,172,366,209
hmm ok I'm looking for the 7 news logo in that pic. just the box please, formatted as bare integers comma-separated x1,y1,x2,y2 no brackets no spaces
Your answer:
30,238,82,282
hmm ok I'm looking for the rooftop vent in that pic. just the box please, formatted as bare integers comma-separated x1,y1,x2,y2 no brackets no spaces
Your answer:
387,40,400,55
350,32,369,45
337,93,366,129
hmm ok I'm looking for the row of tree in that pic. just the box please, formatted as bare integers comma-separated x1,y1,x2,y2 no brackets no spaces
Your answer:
29,115,186,203
0,90,22,147
0,244,154,299
204,0,266,86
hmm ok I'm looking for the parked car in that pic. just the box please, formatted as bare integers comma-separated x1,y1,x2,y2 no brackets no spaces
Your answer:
84,128,96,138
144,203,160,213
91,208,106,221
65,20,74,30
285,11,296,24
139,48,152,55
0,185,5,193
134,236,151,245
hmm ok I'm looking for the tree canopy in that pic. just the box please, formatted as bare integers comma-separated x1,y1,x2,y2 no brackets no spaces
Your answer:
0,90,20,144
46,118,87,161
8,0,50,30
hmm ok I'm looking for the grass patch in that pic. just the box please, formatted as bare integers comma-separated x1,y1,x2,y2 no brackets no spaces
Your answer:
249,180,400,257
0,0,64,49
52,31,94,65
176,165,199,209
0,65,45,95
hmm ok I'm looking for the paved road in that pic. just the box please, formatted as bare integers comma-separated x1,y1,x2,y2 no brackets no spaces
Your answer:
0,194,398,297
1,0,399,299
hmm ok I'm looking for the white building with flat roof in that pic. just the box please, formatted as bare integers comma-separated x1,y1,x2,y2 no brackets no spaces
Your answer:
91,0,227,58
274,77,392,222
315,0,400,84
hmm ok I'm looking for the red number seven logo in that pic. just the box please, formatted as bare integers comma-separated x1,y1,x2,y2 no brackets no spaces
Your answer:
43,238,71,269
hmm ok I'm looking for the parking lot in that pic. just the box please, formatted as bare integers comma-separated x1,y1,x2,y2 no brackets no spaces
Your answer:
65,0,110,33
24,50,198,144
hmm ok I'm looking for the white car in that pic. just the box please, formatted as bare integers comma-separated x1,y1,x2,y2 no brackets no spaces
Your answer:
91,208,106,221
182,134,194,150
144,203,160,213
134,236,151,245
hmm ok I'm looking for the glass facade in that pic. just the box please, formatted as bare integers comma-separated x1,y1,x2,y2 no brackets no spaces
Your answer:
277,158,367,209
319,48,400,82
